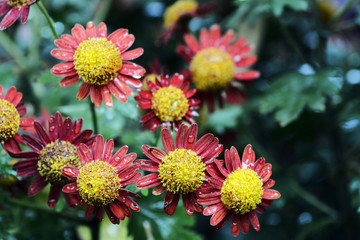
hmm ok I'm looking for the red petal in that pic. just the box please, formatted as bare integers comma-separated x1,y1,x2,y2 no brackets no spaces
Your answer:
263,179,275,189
51,49,74,61
61,34,78,49
136,159,159,172
77,144,93,165
107,81,128,103
209,25,221,46
234,71,260,81
85,21,97,38
203,202,224,216
102,139,114,162
262,189,281,199
0,7,20,30
242,144,255,169
161,128,175,153
236,56,258,68
119,62,146,79
184,34,200,54
113,77,133,96
51,62,75,76
61,166,79,181
199,27,210,48
238,214,250,234
249,211,260,231
90,85,103,108
96,22,107,38
60,75,80,87
48,184,62,207
28,175,48,196
121,48,143,60
175,124,188,149
193,133,214,155
77,82,91,100
86,205,95,219
62,182,78,194
152,185,167,196
183,124,198,150
164,192,180,216
136,173,161,189
108,28,128,42
170,73,184,88
210,205,228,226
141,145,165,163
34,121,51,145
101,85,113,108
115,34,135,52
117,74,142,88
109,145,128,165
71,24,87,44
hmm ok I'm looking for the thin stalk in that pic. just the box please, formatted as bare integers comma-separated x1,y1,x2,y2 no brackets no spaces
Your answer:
329,0,357,25
93,0,113,23
276,18,318,70
36,1,59,39
89,99,99,135
290,181,338,219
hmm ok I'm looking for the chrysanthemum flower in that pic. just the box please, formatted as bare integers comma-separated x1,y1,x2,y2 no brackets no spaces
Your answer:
135,73,200,131
0,85,33,153
198,145,281,236
61,135,141,224
51,21,145,108
159,0,215,43
10,112,96,207
136,123,223,215
0,0,36,30
177,24,260,112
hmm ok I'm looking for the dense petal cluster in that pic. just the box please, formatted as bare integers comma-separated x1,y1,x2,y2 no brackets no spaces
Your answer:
10,112,95,207
198,145,281,236
0,85,34,152
177,24,260,111
135,73,200,131
136,123,223,216
51,21,145,108
61,135,141,224
0,0,36,30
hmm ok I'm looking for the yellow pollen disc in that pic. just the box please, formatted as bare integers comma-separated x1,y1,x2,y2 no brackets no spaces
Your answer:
163,0,198,29
38,140,80,185
0,99,20,143
158,149,205,194
151,86,189,122
73,37,122,86
142,74,160,91
7,0,28,8
220,168,264,215
77,160,121,206
190,47,235,91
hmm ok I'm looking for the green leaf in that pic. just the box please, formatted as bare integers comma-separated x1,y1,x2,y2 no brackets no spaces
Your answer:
271,0,308,16
207,105,243,133
259,69,342,127
37,70,62,84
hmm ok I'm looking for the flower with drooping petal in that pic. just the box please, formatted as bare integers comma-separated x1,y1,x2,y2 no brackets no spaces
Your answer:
135,73,200,131
0,0,36,30
51,21,145,108
198,145,281,236
177,24,260,112
10,112,96,207
0,84,33,153
61,135,141,224
158,0,215,44
136,123,223,216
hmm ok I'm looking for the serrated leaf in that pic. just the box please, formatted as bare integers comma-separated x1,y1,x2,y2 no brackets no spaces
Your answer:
259,69,342,126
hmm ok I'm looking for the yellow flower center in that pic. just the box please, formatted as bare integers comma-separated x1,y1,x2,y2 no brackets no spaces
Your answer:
158,149,205,194
151,86,189,122
163,0,198,29
7,0,28,8
77,160,121,206
220,168,264,215
190,47,235,91
0,99,20,143
38,140,81,185
73,37,122,85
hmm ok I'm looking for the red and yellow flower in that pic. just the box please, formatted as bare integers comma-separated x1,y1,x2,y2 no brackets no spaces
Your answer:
177,24,260,112
0,0,36,30
136,123,223,215
51,21,145,108
135,73,200,131
198,145,281,236
0,84,33,153
61,135,141,224
10,112,95,207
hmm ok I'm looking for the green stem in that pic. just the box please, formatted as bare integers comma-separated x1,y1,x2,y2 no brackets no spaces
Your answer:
93,0,113,23
36,1,59,39
290,180,338,218
6,197,87,223
276,18,318,70
89,99,99,135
